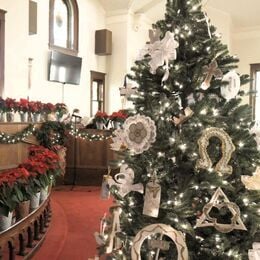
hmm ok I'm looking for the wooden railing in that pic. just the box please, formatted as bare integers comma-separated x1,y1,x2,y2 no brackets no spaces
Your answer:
0,195,51,260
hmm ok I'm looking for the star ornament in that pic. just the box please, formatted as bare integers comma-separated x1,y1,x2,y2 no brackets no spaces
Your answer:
196,187,247,233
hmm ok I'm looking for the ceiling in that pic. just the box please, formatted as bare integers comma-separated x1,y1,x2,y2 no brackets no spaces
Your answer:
99,0,260,30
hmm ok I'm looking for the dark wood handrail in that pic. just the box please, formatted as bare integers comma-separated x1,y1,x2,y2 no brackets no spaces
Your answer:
0,194,52,259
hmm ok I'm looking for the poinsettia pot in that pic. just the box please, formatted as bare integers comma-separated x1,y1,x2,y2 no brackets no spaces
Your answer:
16,200,30,221
40,187,49,202
0,210,13,231
30,192,41,211
6,112,14,122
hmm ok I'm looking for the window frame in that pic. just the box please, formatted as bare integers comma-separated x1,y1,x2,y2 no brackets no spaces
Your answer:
250,63,260,121
49,0,79,55
90,71,106,117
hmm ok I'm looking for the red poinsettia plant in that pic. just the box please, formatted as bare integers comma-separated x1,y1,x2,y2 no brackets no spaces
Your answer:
19,146,61,191
0,167,31,216
94,111,109,123
17,98,29,113
109,110,128,123
5,97,17,112
43,102,55,114
28,101,43,114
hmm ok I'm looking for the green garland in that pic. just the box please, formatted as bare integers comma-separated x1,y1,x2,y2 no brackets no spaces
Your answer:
70,128,113,141
0,124,35,144
35,121,69,148
0,122,113,146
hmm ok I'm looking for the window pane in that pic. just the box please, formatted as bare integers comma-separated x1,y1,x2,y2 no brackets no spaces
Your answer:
92,101,99,116
99,83,104,101
54,0,68,48
255,71,260,122
92,81,98,100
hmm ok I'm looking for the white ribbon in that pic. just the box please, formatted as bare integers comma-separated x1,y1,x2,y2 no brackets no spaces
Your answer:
203,12,212,39
108,164,144,197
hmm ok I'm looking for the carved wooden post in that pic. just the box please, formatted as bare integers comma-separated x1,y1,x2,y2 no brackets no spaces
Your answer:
0,245,3,260
39,215,45,234
8,241,16,260
27,227,33,248
18,234,26,256
34,221,40,240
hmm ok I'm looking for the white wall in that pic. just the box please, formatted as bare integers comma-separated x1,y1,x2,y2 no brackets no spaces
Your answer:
204,6,232,50
106,12,128,114
0,0,107,116
105,11,152,114
232,28,260,104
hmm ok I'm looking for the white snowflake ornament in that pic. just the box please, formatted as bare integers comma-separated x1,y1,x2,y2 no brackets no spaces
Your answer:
123,114,156,154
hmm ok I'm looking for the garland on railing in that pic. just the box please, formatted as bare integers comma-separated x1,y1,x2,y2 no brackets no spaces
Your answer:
0,122,114,145
69,128,113,141
0,125,36,144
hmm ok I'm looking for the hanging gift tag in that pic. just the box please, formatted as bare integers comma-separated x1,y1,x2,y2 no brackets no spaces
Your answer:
143,181,161,218
106,206,122,253
100,174,112,200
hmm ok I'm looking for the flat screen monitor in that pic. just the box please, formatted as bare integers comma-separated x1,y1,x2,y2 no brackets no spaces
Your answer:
48,50,82,85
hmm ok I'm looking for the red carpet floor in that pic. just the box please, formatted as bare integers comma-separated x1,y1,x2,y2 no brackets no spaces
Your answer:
34,186,112,260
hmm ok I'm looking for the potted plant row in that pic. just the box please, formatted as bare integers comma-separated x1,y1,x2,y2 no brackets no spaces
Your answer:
94,110,128,130
0,97,68,123
0,145,61,232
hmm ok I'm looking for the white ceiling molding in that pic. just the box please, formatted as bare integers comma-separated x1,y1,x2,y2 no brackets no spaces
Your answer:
99,0,260,31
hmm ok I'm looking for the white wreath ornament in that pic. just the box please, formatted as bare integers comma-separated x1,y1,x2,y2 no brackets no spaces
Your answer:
131,224,189,260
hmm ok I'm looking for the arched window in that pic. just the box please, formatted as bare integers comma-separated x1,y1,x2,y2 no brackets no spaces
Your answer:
49,0,78,54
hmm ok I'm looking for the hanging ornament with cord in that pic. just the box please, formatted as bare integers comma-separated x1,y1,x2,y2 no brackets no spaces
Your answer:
143,170,161,218
200,60,223,90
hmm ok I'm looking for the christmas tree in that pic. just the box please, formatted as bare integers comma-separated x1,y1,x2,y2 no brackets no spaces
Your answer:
96,0,260,259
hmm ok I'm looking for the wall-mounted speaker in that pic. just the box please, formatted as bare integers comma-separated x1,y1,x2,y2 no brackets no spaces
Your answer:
29,0,37,35
95,29,112,56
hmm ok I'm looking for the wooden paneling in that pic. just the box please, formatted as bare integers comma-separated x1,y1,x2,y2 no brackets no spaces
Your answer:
65,129,116,185
0,123,38,170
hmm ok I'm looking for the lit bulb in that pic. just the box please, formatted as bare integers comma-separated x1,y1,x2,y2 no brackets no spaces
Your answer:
243,198,249,205
212,109,219,116
238,142,244,148
200,109,207,115
169,137,175,143
179,144,187,151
